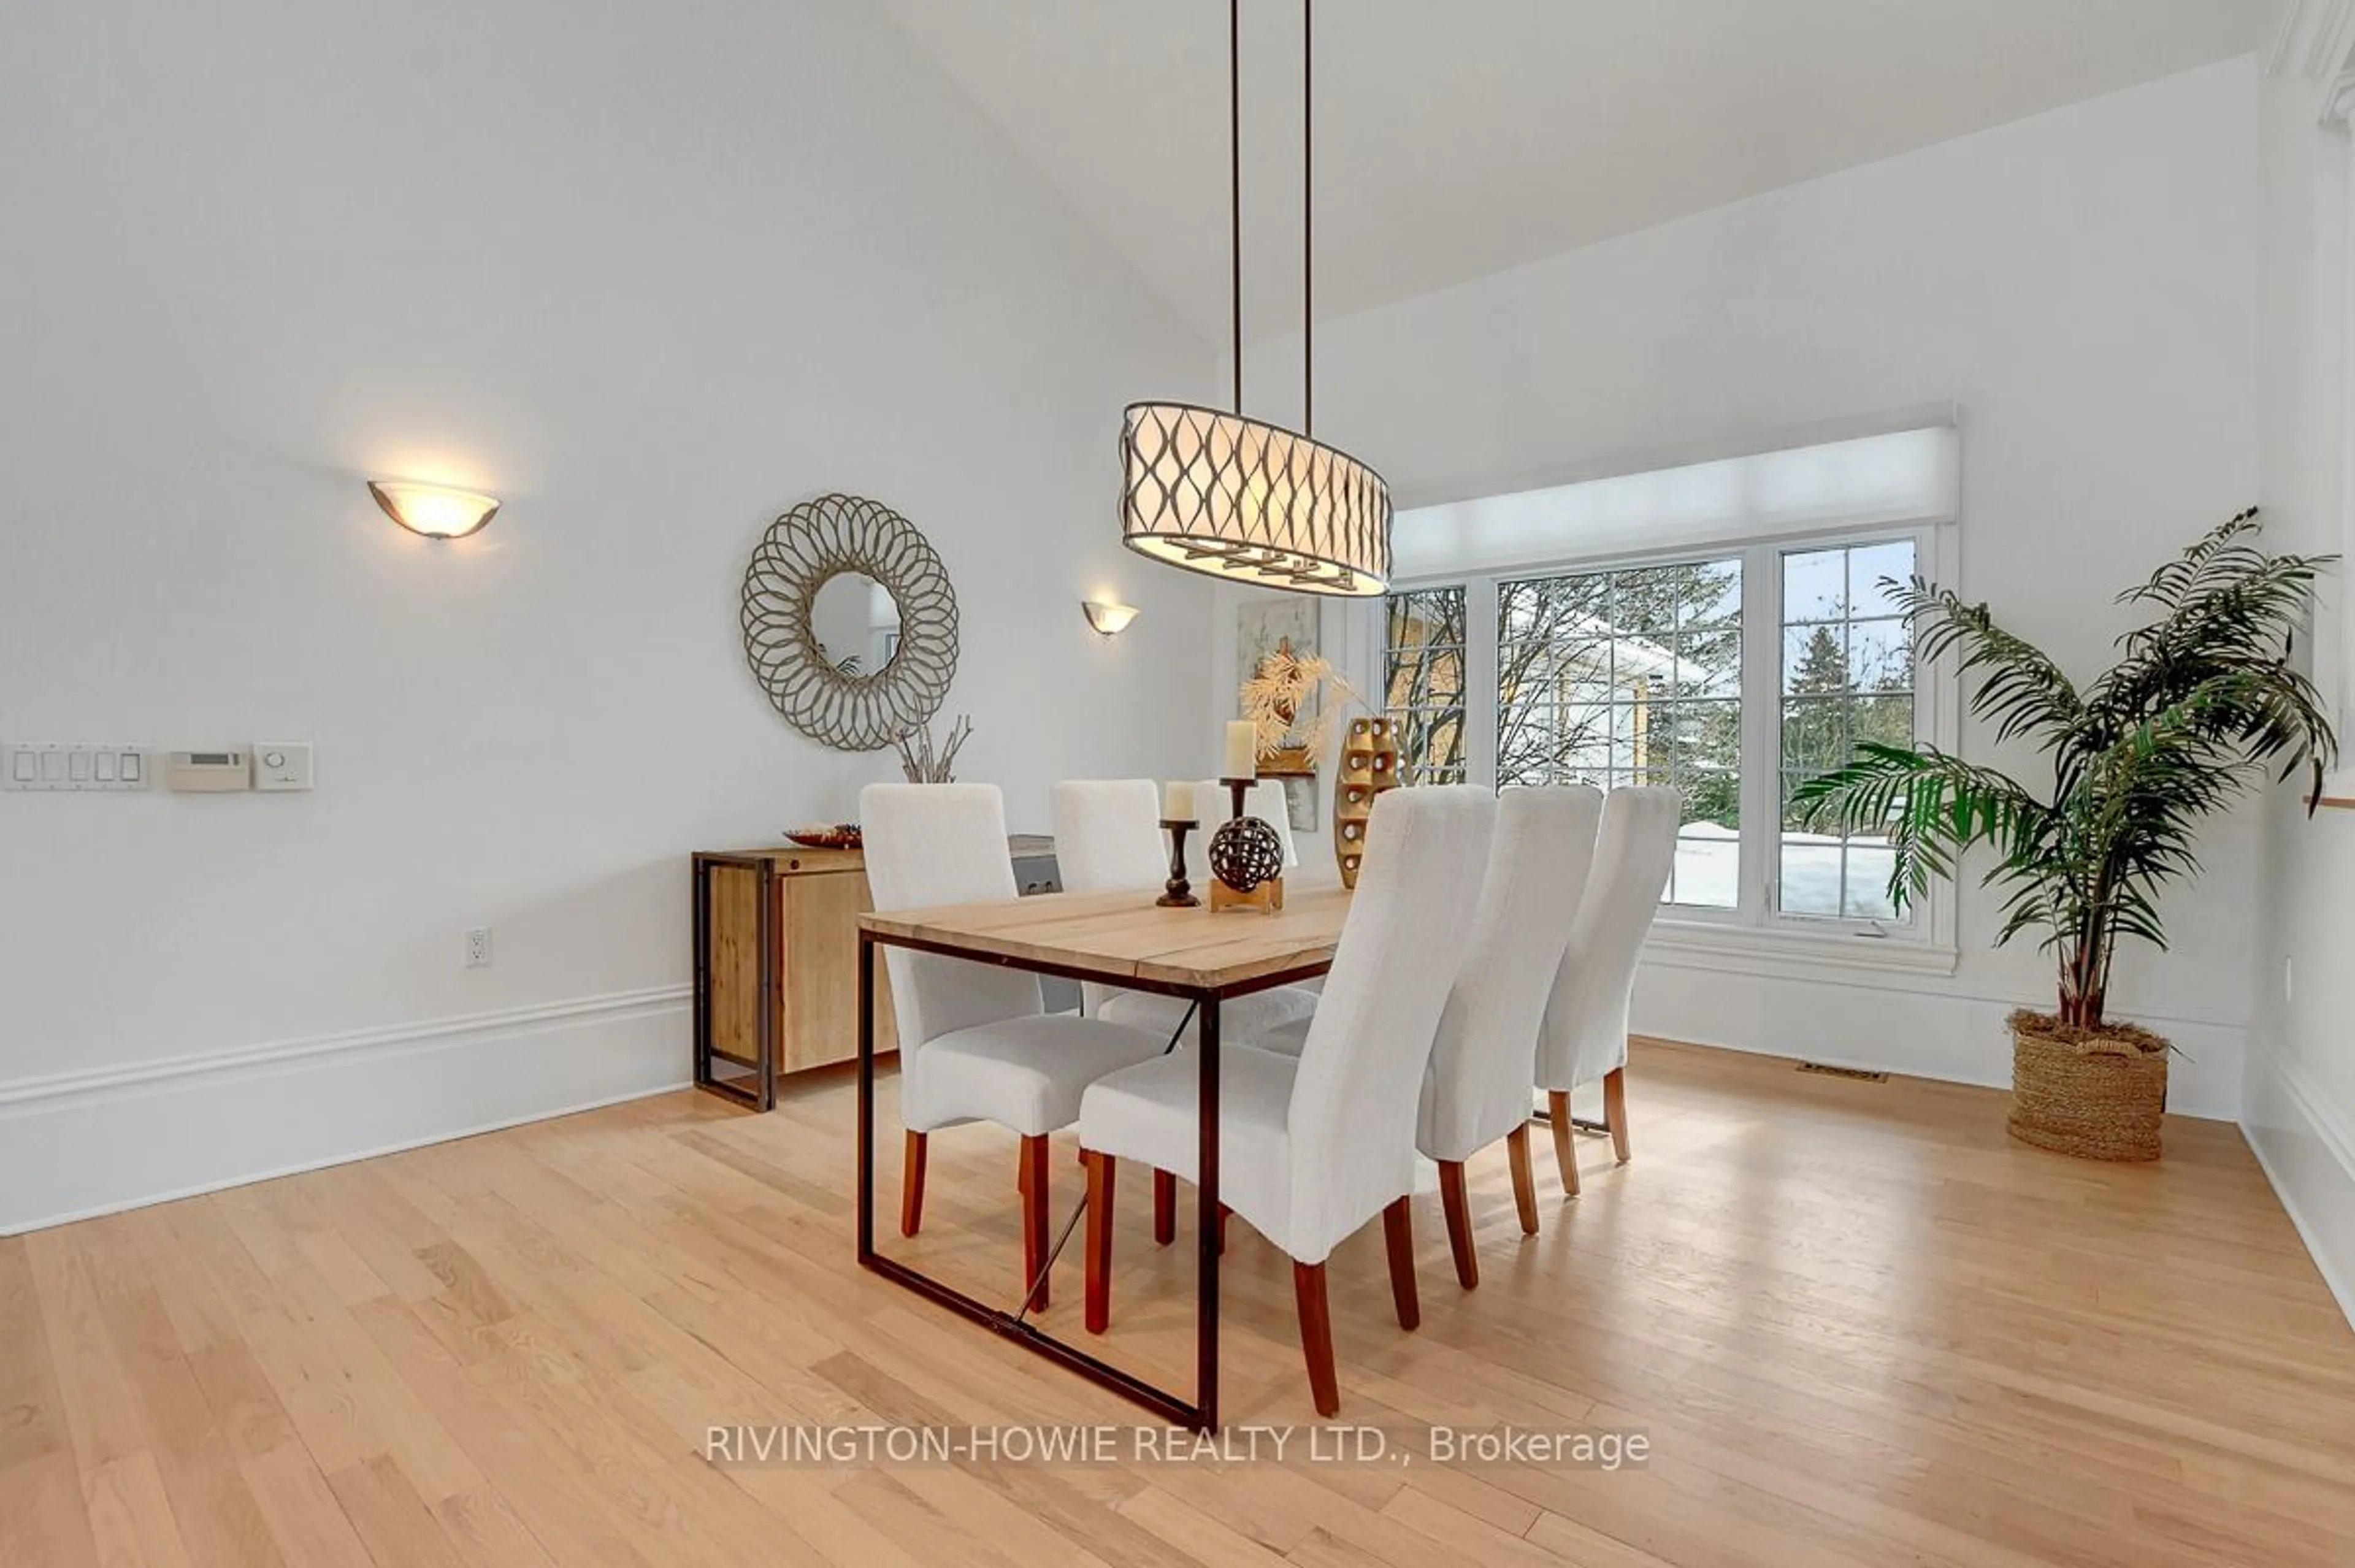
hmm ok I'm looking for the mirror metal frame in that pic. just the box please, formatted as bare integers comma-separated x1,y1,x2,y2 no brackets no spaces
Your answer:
741,494,959,751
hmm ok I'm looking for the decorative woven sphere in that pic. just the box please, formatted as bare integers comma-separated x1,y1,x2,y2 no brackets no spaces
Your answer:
1208,816,1285,893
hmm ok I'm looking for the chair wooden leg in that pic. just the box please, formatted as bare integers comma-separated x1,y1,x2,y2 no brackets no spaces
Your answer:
1604,1068,1630,1163
1549,1090,1581,1196
1216,1203,1230,1256
1153,1169,1176,1246
1292,1261,1341,1417
1505,1124,1540,1236
1437,1160,1477,1289
899,1130,928,1238
1082,1151,1115,1334
1381,1198,1420,1331
1019,1134,1051,1312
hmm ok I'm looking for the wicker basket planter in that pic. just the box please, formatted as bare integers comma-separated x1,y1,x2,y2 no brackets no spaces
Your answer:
2005,1010,2168,1162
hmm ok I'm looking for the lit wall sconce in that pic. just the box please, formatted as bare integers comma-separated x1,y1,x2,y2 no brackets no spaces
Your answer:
368,480,500,540
1081,600,1139,637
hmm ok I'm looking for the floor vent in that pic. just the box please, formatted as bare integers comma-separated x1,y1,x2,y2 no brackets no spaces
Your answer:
1798,1061,1888,1083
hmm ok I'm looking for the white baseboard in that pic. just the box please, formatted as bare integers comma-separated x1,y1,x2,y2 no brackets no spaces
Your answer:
0,986,691,1236
2241,1050,2355,1331
1631,963,2246,1120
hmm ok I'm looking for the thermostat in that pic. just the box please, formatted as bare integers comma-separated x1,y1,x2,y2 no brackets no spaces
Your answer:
252,741,314,792
168,750,250,792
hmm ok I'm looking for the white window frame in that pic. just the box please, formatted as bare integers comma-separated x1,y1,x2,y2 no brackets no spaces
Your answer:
1380,585,1474,784
1374,516,1959,978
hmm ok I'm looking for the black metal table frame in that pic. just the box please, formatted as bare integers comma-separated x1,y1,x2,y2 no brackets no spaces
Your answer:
856,925,1331,1431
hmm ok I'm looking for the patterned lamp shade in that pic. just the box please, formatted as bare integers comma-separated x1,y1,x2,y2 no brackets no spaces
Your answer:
1120,402,1391,597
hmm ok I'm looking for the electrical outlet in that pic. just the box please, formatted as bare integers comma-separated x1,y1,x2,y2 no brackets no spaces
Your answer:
464,927,492,969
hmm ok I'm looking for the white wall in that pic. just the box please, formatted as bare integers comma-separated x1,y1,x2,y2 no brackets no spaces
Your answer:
0,0,1217,1230
1235,58,2264,1115
2246,15,2355,1323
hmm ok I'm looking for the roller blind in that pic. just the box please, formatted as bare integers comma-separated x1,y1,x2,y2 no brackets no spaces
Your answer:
1391,424,1959,582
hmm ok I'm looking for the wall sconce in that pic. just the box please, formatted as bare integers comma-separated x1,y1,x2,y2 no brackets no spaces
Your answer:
369,480,500,540
1081,600,1139,637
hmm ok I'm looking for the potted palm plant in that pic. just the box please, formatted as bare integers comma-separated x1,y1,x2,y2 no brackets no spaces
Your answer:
1792,510,2335,1160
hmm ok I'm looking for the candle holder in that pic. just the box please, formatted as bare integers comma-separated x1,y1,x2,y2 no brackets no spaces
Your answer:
1157,819,1200,908
1219,775,1255,820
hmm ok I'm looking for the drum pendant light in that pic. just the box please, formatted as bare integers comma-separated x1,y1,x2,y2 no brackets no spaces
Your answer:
1120,1,1390,597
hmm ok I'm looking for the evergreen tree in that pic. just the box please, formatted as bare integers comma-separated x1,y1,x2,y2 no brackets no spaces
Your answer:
1792,624,1848,694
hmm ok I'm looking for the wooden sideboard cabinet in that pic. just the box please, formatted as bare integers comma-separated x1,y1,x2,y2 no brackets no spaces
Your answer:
692,846,892,1109
691,839,1068,1110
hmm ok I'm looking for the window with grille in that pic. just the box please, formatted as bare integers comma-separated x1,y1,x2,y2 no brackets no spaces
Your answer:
1495,560,1742,908
1382,586,1468,784
1380,529,1937,937
1378,426,1953,946
1777,540,1917,922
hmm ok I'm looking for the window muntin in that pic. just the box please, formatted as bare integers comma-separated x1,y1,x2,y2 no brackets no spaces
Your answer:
1493,560,1742,909
1777,539,1918,923
1383,586,1468,784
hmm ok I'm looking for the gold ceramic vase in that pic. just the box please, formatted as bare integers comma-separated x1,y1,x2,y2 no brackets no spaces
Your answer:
1331,717,1400,889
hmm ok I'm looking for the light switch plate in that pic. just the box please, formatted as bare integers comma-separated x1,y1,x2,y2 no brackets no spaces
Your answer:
2,741,151,792
252,741,314,792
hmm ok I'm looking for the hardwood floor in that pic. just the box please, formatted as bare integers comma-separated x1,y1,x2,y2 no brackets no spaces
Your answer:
5,1038,2353,1567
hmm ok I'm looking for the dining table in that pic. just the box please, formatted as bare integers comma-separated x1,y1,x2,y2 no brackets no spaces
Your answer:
856,883,1353,1430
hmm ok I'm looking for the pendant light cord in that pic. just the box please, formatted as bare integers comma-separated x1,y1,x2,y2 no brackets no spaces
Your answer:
1230,0,1317,434
1303,0,1312,435
1230,0,1243,415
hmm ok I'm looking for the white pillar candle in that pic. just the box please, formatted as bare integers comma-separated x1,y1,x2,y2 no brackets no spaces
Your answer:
1164,780,1197,822
1223,719,1259,779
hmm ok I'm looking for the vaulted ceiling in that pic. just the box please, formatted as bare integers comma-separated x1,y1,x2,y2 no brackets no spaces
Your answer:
877,0,2281,340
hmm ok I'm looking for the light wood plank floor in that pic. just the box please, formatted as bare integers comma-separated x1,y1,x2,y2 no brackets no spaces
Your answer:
5,1039,2353,1567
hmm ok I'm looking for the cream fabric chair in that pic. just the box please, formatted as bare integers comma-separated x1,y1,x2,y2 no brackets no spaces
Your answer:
1535,786,1680,1196
860,782,1163,1310
1051,776,1322,1251
1050,778,1319,1046
1418,784,1601,1287
1046,778,1166,1030
1076,786,1495,1415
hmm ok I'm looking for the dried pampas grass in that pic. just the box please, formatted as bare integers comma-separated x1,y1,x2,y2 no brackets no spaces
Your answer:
1239,641,1364,766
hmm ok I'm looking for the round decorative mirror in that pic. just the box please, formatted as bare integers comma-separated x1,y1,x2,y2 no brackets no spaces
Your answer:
741,494,957,751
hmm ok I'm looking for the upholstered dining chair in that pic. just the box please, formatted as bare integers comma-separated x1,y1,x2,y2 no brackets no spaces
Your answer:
1076,786,1495,1416
1534,786,1680,1196
1049,778,1321,1249
1417,784,1601,1287
860,783,1164,1310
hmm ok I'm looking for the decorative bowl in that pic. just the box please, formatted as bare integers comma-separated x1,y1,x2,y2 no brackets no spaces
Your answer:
784,823,863,850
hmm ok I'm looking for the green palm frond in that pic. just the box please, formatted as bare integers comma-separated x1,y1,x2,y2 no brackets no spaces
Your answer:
1792,510,2335,1028
1890,579,2085,747
1789,743,2050,909
2116,506,2267,611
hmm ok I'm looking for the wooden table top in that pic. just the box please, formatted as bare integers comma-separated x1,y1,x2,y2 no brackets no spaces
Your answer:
859,885,1352,993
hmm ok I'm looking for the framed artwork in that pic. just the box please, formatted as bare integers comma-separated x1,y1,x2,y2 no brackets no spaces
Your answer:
1237,597,1321,832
